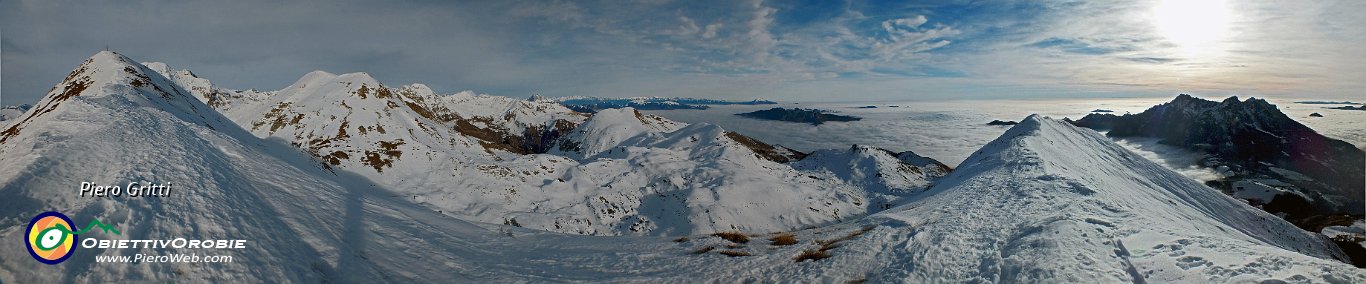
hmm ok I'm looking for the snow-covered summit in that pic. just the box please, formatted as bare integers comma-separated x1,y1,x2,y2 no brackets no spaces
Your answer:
551,107,686,159
282,71,382,96
1,51,235,144
794,145,950,200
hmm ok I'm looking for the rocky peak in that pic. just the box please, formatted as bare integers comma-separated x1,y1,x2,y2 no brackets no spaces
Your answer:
1073,95,1365,217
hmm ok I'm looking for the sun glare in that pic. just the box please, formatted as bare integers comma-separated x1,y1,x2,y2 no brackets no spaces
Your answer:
1153,0,1230,56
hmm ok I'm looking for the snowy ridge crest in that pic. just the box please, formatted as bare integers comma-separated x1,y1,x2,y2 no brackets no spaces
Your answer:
2,51,235,144
839,115,1358,282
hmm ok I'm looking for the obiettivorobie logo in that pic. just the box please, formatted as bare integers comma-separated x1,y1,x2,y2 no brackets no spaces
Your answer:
25,211,245,265
25,211,121,265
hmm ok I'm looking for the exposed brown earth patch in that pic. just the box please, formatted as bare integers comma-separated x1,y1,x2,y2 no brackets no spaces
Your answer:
724,131,807,163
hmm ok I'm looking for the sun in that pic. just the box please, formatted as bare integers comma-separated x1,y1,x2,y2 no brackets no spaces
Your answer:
1153,0,1230,56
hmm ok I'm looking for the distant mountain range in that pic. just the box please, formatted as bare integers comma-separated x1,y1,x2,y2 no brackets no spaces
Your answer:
1295,101,1362,105
0,104,29,123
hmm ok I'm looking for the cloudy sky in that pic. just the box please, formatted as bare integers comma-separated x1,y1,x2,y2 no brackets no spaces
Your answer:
3,0,1364,105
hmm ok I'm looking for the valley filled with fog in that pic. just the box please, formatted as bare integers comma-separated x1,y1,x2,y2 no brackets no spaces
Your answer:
646,96,1366,180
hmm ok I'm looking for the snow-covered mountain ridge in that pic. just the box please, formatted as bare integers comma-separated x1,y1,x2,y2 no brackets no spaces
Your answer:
139,55,948,236
1,53,1361,281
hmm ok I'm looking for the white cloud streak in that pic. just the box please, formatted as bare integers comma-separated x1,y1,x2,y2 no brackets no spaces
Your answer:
2,0,1363,103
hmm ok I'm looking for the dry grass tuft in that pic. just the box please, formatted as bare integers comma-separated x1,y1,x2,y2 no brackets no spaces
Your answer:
793,249,831,262
673,237,689,243
717,250,752,257
690,246,715,255
770,233,798,246
712,231,750,243
817,226,874,248
796,226,876,263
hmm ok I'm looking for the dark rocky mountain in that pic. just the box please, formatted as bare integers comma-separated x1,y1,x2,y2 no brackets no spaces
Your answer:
1295,101,1361,105
735,107,861,125
1073,94,1365,220
556,97,777,113
986,120,1018,126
